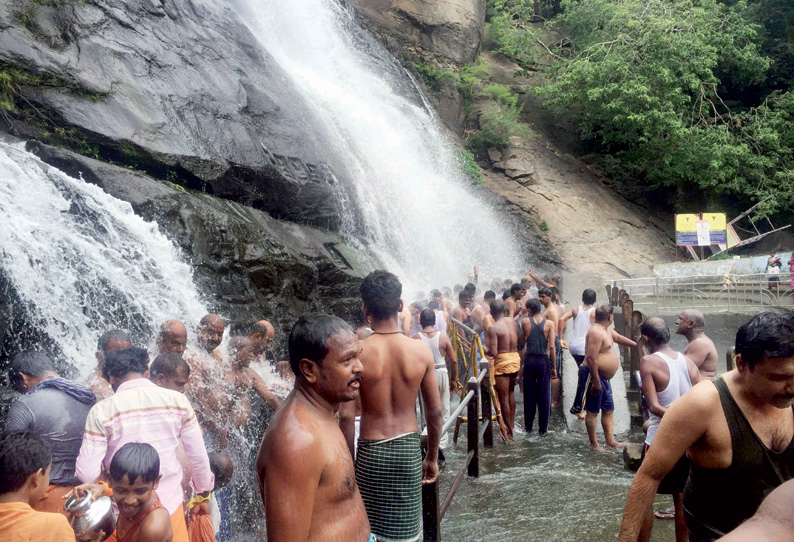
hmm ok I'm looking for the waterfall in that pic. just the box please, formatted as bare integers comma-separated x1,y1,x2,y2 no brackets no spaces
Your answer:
0,140,207,375
234,0,526,295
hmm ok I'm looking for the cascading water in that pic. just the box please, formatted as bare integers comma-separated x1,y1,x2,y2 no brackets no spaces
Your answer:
0,139,208,375
234,0,527,295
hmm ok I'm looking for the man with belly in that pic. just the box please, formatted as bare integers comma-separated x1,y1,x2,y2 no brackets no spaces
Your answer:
256,314,372,542
341,270,442,542
486,299,521,440
675,310,719,379
583,304,635,451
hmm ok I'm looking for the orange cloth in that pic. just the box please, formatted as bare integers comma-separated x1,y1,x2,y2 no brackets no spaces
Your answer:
187,513,215,542
0,501,76,541
171,504,189,542
32,484,75,516
493,352,521,375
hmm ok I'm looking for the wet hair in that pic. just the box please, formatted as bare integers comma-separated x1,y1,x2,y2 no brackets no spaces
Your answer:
458,291,472,303
640,318,670,345
97,330,131,353
109,442,160,484
244,321,270,337
288,314,353,376
353,308,368,327
490,300,506,317
510,283,523,295
464,283,476,295
502,290,511,301
550,286,560,302
209,453,234,490
441,287,451,298
410,301,424,311
9,351,55,379
428,300,440,310
453,284,464,294
150,353,190,378
735,311,794,370
228,336,248,353
0,432,52,494
484,290,496,301
103,347,149,381
538,287,552,298
527,298,542,316
582,289,597,305
595,304,614,323
360,270,402,320
431,289,442,299
420,309,436,328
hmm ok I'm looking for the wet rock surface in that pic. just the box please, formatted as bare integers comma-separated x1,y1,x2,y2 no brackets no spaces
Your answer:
27,141,372,350
0,0,347,228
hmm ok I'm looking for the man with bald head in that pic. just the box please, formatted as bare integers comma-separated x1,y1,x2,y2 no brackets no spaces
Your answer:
197,314,225,362
675,310,719,379
249,320,276,364
157,320,188,357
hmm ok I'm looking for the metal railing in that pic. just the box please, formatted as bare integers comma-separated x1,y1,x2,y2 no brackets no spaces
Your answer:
607,273,794,314
422,360,492,541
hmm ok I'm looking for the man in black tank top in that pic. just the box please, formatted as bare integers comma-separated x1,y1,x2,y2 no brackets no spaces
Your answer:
519,299,557,435
619,311,794,542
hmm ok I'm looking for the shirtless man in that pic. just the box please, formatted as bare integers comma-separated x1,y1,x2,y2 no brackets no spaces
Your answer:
452,291,473,325
539,288,563,407
505,283,526,319
619,311,794,542
256,314,371,542
486,300,521,440
584,305,636,450
480,290,496,332
157,320,188,358
675,309,719,379
196,314,224,362
248,320,276,363
86,329,131,400
226,336,281,416
397,304,413,337
340,270,441,542
440,287,454,316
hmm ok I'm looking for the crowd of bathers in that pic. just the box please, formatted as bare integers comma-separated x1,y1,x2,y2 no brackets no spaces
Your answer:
1,267,793,542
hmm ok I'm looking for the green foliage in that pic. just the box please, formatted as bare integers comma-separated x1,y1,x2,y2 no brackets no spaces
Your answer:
410,61,457,93
488,0,794,214
482,84,519,107
538,220,549,231
455,149,484,185
466,102,533,156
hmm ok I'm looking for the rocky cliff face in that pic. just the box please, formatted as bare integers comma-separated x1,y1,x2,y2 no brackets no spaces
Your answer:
0,0,348,228
349,0,486,66
15,140,372,356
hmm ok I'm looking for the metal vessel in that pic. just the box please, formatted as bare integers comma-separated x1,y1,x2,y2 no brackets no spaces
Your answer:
64,489,116,541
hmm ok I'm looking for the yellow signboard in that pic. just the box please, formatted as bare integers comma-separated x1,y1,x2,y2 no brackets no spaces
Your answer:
676,213,727,246
702,213,726,232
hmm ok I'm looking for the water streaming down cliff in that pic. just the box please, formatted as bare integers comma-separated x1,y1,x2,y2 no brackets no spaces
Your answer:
0,139,208,375
234,0,526,295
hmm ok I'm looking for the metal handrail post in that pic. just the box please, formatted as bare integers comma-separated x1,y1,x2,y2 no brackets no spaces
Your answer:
467,378,479,478
422,476,440,541
480,372,493,448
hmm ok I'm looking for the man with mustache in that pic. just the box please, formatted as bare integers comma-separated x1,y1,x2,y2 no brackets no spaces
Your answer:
256,314,372,542
619,311,794,542
196,314,225,362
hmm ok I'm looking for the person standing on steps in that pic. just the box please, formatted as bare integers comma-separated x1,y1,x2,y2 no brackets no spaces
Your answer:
340,270,442,542
561,289,597,419
619,311,794,542
638,317,701,542
675,310,719,379
583,305,636,451
520,299,557,435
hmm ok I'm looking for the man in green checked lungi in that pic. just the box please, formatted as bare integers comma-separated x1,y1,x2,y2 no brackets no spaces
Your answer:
341,270,443,542
256,314,375,542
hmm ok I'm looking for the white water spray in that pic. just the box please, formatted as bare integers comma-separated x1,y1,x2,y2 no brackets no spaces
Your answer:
234,0,526,295
0,140,207,375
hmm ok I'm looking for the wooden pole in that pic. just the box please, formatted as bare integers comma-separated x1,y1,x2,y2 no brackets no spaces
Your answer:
481,375,493,448
422,478,439,541
726,347,735,371
467,378,479,478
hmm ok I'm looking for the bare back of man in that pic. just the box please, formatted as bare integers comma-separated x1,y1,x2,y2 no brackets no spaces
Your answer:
358,334,437,441
259,393,370,542
487,300,520,440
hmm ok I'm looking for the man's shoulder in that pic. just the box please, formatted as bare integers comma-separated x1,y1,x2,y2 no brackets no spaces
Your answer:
137,506,172,541
262,401,325,463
